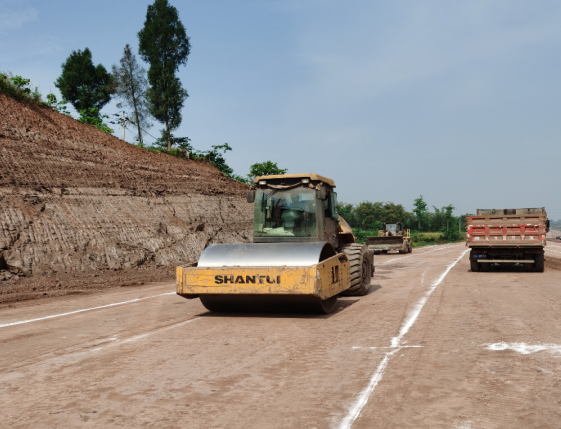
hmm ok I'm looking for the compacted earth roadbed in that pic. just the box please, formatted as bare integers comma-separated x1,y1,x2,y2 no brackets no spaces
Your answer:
1,243,561,428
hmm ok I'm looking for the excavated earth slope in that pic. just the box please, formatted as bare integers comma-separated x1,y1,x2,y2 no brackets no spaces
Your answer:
0,94,252,303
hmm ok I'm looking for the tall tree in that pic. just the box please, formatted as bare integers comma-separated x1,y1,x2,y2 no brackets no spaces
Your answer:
413,195,428,231
55,48,113,113
138,0,190,151
112,44,151,146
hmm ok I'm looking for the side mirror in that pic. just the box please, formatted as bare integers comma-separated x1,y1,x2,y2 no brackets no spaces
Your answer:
247,190,255,203
316,189,327,200
546,219,550,233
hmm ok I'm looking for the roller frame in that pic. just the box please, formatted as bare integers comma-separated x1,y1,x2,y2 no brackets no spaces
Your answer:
177,253,350,300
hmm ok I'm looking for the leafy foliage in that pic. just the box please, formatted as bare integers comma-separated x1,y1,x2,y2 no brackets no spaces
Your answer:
78,107,114,134
55,48,113,112
339,201,410,230
9,76,31,94
413,195,429,231
46,93,72,116
338,197,464,244
138,0,190,150
248,161,288,182
152,129,193,151
149,135,249,184
112,44,152,146
196,143,251,184
0,72,42,104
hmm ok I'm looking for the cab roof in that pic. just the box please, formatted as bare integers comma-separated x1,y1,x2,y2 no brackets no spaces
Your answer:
253,173,335,188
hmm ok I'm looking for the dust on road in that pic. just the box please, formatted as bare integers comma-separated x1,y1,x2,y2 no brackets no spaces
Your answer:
1,243,560,428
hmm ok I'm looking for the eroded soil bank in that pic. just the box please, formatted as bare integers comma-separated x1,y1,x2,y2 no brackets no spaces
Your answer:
0,94,252,303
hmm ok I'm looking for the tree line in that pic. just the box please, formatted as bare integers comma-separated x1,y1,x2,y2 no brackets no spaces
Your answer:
51,0,188,149
338,195,465,241
29,0,288,185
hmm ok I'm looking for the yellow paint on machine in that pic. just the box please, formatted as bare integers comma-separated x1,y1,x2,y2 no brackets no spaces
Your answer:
176,253,350,300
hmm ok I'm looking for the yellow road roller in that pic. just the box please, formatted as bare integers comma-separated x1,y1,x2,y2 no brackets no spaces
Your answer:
176,174,374,313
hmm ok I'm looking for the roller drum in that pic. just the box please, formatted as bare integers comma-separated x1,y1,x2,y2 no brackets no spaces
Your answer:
198,242,336,268
196,242,339,314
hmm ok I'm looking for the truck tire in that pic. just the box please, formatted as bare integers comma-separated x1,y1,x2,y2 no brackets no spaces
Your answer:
470,260,479,272
535,252,545,273
339,243,372,296
408,243,412,253
524,262,533,272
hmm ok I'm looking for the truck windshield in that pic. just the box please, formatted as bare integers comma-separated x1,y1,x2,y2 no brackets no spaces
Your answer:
254,187,317,237
386,224,397,235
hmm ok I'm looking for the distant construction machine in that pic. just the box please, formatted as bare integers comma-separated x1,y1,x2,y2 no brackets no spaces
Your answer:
176,174,374,314
366,222,412,255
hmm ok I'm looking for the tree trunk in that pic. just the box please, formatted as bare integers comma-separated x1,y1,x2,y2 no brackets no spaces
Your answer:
129,71,143,147
165,118,171,151
131,92,143,147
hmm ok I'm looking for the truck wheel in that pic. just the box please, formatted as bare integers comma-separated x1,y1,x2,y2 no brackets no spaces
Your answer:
470,260,479,272
382,250,388,254
339,243,372,296
408,244,412,253
535,252,545,273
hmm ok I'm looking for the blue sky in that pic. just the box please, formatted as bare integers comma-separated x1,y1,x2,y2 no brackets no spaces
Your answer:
2,0,561,219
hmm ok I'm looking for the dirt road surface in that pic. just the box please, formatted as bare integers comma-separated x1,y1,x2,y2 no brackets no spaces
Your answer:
1,243,561,428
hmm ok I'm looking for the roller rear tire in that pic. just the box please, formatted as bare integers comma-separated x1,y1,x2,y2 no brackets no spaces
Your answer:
339,243,372,296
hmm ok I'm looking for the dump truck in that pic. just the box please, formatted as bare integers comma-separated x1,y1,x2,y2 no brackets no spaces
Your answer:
176,174,374,314
366,223,412,254
467,208,550,272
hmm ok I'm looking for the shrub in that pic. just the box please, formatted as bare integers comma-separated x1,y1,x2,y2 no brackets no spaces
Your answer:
0,72,43,105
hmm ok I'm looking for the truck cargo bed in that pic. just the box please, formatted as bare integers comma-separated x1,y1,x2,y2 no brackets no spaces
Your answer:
466,208,547,272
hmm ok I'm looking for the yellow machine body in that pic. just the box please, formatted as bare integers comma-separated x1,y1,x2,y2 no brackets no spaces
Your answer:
177,253,350,300
176,173,373,313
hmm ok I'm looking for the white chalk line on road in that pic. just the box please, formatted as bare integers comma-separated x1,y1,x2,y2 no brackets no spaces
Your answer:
0,292,176,328
485,342,561,356
380,243,463,265
91,317,200,352
352,346,423,349
338,248,469,429
0,317,200,375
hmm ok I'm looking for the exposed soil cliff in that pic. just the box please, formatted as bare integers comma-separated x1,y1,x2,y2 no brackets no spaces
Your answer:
0,94,253,302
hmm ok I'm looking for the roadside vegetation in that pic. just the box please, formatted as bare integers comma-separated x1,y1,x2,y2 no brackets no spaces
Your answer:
339,196,466,245
0,72,42,105
0,0,281,185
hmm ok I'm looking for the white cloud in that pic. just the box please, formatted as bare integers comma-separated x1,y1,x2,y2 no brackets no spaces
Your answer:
0,7,38,32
